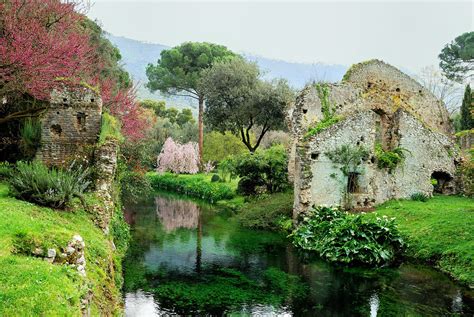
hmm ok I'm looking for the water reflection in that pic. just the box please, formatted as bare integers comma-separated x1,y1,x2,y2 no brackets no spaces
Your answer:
156,196,199,232
123,192,474,316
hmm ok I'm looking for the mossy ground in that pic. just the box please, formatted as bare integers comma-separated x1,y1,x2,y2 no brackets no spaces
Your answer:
0,183,127,316
366,195,474,286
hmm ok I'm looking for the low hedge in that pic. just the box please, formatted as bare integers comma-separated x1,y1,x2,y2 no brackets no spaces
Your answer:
147,172,235,203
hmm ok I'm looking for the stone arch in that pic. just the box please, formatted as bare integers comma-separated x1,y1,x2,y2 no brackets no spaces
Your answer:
431,171,455,195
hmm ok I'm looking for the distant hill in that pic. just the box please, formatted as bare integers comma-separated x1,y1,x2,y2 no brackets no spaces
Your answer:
107,34,347,109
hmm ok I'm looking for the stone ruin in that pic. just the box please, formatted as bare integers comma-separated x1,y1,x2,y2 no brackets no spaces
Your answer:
35,86,102,166
290,60,459,217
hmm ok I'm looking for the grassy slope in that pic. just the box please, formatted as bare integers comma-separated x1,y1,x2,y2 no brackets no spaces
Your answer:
0,184,123,316
367,196,474,286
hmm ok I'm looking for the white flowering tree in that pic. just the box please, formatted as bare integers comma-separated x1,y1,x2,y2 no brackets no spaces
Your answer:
157,138,199,174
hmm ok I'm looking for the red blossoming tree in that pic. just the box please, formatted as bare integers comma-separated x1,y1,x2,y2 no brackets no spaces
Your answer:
0,0,148,140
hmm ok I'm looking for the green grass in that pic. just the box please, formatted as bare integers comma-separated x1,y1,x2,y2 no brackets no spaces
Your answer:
0,184,125,315
147,172,237,203
366,195,474,286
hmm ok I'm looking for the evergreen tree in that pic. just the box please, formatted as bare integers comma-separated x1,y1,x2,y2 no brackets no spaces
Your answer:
460,84,474,130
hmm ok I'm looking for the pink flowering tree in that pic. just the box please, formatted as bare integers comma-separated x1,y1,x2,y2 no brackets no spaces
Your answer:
157,138,199,174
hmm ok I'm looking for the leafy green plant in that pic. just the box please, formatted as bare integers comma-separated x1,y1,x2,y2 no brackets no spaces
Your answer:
374,143,409,171
217,158,238,183
225,145,289,196
148,173,235,202
410,192,429,202
291,206,405,266
7,161,90,209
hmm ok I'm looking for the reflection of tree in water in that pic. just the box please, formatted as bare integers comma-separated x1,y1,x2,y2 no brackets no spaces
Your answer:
156,196,200,232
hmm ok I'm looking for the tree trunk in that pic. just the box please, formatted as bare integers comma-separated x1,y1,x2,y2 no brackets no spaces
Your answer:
198,96,204,167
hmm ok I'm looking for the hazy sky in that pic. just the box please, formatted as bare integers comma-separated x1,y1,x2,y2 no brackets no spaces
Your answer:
87,1,473,71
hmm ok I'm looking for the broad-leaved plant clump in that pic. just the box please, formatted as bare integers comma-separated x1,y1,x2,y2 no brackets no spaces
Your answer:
291,206,405,266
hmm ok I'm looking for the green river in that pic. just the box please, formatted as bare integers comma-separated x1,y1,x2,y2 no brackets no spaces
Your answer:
123,192,473,316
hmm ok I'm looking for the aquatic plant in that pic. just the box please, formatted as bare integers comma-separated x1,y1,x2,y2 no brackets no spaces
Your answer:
153,267,307,314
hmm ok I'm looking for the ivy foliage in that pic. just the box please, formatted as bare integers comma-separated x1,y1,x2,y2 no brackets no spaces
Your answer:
305,83,341,138
291,206,405,266
374,143,409,171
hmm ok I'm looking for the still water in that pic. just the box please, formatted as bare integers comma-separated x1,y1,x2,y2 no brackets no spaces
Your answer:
123,192,473,316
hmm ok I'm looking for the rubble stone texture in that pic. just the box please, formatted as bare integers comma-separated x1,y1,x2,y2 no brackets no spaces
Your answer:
36,87,102,166
290,60,458,217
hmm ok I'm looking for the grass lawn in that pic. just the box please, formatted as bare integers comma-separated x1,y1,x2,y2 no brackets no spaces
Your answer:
0,183,124,316
367,195,474,286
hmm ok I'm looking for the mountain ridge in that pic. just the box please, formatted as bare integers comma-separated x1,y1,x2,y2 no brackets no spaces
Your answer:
107,34,348,108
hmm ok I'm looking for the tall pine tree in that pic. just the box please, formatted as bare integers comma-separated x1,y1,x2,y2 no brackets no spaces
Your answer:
460,84,474,130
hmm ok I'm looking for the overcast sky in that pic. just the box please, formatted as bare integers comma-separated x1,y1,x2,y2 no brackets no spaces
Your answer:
87,1,473,72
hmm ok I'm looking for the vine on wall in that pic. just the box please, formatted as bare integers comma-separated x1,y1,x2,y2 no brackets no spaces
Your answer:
305,83,341,139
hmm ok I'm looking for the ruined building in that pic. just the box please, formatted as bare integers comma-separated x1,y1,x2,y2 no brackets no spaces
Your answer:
290,60,458,216
36,87,102,165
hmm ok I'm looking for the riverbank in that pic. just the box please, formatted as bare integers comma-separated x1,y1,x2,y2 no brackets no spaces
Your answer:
148,172,237,202
147,172,473,287
0,183,129,315
368,196,474,287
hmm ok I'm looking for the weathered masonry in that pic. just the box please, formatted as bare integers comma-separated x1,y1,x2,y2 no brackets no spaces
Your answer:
290,60,458,217
36,87,102,165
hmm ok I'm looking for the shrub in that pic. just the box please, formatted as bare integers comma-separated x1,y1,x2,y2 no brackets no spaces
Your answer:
375,143,409,171
291,206,405,266
7,161,90,209
148,173,234,202
119,170,152,203
228,145,289,196
156,138,199,174
410,192,429,202
211,174,220,182
218,158,238,182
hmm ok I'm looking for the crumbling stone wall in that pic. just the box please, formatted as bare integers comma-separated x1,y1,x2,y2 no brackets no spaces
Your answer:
291,60,458,217
36,87,102,166
92,139,119,233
